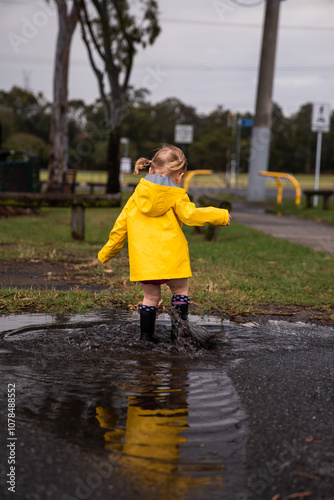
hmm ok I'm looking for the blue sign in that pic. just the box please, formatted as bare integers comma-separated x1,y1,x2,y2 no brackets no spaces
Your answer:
240,119,254,127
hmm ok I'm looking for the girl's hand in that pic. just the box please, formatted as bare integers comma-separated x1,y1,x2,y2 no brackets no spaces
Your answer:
227,214,232,226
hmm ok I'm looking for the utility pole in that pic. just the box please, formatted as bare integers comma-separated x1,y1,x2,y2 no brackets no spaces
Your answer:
247,0,284,201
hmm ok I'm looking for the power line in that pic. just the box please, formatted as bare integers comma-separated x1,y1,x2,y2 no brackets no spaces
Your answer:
0,1,333,32
135,64,334,72
161,18,334,32
1,54,334,72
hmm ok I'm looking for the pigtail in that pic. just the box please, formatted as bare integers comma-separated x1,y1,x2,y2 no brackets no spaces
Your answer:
167,158,187,172
134,157,151,175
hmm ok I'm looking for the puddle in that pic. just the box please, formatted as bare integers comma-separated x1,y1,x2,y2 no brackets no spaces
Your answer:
2,311,333,499
0,310,248,500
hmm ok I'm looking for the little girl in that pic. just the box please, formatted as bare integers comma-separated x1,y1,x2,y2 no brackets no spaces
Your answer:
98,144,231,343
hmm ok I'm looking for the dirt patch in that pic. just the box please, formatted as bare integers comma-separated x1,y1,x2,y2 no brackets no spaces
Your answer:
0,207,40,218
0,259,109,292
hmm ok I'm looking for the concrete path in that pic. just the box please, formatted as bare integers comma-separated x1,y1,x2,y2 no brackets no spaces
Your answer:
232,204,334,256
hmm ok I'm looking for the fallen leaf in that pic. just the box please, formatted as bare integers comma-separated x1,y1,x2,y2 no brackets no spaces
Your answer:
298,470,320,480
305,436,322,443
283,492,313,499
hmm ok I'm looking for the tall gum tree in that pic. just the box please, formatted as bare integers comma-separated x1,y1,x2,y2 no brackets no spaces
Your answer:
76,0,160,194
47,0,82,191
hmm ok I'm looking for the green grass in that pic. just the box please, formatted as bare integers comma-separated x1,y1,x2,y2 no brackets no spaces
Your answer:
0,206,333,320
269,199,334,225
186,224,333,310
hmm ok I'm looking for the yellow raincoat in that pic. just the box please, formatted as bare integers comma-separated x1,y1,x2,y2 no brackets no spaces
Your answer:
98,175,230,281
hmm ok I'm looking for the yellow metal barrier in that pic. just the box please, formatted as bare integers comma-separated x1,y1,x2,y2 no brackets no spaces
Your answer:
183,170,212,192
258,171,301,206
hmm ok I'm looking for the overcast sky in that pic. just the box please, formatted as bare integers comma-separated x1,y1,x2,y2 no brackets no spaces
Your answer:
0,0,333,117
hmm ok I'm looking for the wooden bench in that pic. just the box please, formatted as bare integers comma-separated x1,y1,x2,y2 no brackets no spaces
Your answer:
0,192,121,240
197,195,232,241
303,190,333,210
84,182,106,194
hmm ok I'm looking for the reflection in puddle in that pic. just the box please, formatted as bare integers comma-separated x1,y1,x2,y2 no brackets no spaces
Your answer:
96,362,207,499
0,310,248,499
95,359,243,499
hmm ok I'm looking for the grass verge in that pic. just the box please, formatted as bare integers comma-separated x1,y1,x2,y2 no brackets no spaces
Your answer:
269,199,334,224
0,207,333,322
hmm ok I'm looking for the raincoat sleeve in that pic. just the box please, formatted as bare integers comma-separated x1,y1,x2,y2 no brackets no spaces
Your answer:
174,193,230,227
98,205,128,263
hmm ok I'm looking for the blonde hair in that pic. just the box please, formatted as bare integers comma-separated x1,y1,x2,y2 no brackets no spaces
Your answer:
134,144,187,176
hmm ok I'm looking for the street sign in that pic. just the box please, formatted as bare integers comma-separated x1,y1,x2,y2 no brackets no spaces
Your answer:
174,125,194,144
311,103,330,133
120,157,132,173
240,119,254,127
311,102,331,206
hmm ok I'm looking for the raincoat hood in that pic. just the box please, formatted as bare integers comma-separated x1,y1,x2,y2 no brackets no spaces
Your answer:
134,176,186,217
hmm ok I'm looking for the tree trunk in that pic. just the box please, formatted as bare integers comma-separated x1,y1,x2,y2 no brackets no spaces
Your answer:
106,126,121,195
47,1,79,192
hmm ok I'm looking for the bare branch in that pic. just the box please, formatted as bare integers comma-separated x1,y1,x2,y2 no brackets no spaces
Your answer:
81,0,106,63
77,1,110,119
112,1,134,92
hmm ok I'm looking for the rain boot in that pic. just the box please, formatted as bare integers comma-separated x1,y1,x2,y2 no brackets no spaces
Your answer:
170,295,190,342
140,305,158,343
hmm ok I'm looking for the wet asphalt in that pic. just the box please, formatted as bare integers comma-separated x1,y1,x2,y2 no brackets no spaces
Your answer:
228,321,334,500
0,312,333,500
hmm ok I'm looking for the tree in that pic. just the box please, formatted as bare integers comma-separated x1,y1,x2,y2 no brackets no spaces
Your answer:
76,0,160,194
3,133,48,167
47,0,82,191
0,86,51,143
